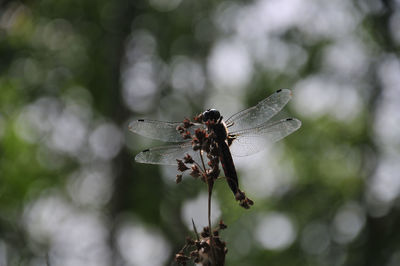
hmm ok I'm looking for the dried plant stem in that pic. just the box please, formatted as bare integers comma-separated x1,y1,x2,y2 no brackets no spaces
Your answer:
199,151,210,226
207,179,217,264
200,150,217,264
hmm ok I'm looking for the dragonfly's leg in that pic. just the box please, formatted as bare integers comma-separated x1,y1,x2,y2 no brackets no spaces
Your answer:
227,136,235,146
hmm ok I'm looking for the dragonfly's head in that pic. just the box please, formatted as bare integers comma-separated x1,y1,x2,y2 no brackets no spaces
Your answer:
202,109,221,122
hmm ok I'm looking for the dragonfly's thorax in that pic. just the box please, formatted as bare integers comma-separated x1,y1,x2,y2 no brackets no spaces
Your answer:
210,121,228,143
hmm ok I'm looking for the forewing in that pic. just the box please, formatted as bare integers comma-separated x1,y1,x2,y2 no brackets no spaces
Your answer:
225,89,292,132
135,142,203,165
129,119,204,142
229,118,301,157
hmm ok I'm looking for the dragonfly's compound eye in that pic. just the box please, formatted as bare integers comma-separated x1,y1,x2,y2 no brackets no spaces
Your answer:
202,109,221,122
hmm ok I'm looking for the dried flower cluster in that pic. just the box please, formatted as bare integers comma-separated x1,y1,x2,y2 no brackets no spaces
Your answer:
175,221,228,266
175,116,220,187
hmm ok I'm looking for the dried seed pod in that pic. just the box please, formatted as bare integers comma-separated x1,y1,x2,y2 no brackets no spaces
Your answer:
177,159,189,172
176,174,183,183
183,154,194,164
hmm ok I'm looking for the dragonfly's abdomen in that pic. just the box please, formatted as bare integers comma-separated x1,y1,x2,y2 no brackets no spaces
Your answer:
208,122,240,198
212,122,239,197
217,140,239,197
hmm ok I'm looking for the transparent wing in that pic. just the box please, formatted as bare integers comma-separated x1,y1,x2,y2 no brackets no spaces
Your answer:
229,118,301,157
129,119,204,142
135,142,203,165
225,89,293,133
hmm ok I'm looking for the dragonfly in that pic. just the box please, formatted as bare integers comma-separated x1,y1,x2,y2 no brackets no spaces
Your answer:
129,89,301,200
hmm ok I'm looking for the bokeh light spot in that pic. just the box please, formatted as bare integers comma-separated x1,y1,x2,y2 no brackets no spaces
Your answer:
332,202,365,244
116,221,171,266
254,212,296,251
208,39,252,89
89,123,123,160
181,192,221,229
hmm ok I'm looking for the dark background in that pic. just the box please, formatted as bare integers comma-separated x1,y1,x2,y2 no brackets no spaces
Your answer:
1,0,400,265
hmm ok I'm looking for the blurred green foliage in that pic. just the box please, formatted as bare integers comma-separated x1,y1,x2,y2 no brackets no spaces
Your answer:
1,0,400,265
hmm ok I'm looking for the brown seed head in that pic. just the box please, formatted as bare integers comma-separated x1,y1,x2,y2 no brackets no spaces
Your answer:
175,252,189,264
177,159,189,172
182,131,192,140
194,128,207,143
183,154,194,164
182,118,193,128
193,114,203,123
176,125,185,134
201,227,210,238
219,220,227,230
190,164,201,178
